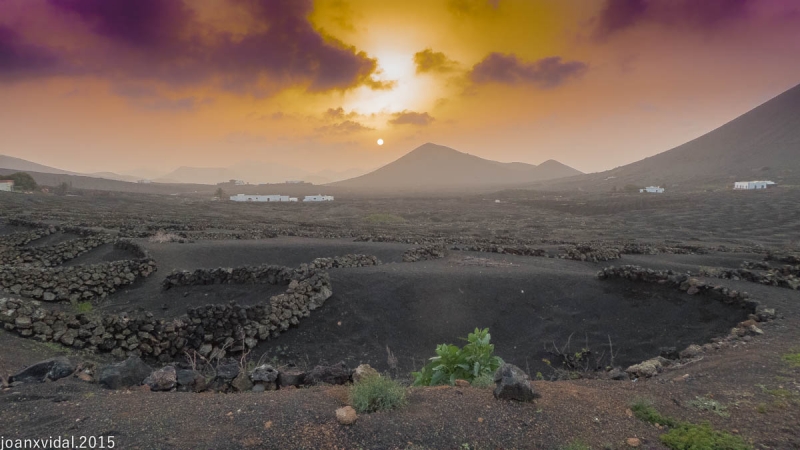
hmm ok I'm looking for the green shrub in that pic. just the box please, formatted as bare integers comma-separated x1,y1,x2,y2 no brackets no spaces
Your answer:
781,351,800,367
630,399,678,427
560,441,590,450
349,375,406,414
412,328,504,386
687,396,729,417
4,172,38,191
660,423,751,450
471,373,494,388
73,302,93,313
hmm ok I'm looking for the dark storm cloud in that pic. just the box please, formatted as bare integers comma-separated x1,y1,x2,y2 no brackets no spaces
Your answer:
414,49,459,74
593,0,755,38
1,0,386,95
216,0,379,92
49,0,194,48
469,53,587,89
0,25,63,80
388,111,435,126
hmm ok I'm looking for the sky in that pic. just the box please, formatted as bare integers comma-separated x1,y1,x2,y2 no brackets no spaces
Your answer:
1,0,799,178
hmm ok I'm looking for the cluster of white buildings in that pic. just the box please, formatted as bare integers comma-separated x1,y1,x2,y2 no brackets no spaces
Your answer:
734,180,776,190
640,186,665,193
0,180,14,192
229,194,333,202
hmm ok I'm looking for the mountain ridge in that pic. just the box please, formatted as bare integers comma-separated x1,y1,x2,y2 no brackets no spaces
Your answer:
330,143,582,190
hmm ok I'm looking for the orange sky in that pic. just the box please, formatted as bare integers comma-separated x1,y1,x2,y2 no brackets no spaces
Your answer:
1,0,798,178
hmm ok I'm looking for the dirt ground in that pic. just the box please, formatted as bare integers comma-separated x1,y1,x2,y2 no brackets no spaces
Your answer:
1,191,799,449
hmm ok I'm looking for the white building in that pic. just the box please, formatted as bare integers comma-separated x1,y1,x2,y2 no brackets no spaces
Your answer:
231,179,247,186
230,194,297,202
734,180,775,190
0,180,14,192
303,194,334,202
640,186,665,193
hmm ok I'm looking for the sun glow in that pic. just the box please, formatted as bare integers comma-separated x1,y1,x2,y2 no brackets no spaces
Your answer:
342,51,433,116
377,138,384,145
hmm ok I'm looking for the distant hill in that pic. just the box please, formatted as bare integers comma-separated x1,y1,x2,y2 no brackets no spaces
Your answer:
330,143,582,190
542,82,800,191
0,155,77,176
0,155,139,182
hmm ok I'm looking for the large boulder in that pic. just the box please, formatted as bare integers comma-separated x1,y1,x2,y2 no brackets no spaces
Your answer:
176,369,207,392
305,361,351,386
352,364,379,383
98,356,152,389
250,364,279,391
277,370,306,388
493,364,535,402
9,357,75,384
625,358,663,378
145,366,177,392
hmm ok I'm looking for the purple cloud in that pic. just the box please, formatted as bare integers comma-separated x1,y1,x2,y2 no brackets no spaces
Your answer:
469,53,587,88
593,0,755,38
0,0,385,96
50,0,194,48
388,111,435,126
0,25,62,80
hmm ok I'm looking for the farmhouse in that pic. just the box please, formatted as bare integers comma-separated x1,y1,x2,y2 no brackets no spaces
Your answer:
231,179,247,186
734,180,776,190
639,186,664,193
230,194,298,202
303,195,334,202
0,180,14,192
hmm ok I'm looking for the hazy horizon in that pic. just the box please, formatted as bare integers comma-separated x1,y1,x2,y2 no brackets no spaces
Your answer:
1,0,799,176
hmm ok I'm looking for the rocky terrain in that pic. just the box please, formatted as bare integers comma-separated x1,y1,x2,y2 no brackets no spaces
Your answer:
1,191,799,449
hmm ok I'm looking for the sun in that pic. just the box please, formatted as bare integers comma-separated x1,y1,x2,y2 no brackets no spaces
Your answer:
377,138,384,146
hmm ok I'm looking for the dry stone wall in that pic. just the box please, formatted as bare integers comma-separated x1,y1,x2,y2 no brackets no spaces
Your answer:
698,265,800,291
0,263,333,362
561,244,622,262
597,265,777,379
402,244,448,262
0,234,115,266
0,239,156,302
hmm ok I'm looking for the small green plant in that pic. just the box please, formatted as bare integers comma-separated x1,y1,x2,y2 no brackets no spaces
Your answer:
630,399,678,427
471,373,494,388
781,351,800,367
364,213,406,224
73,301,93,313
349,374,406,414
560,441,591,450
688,396,729,417
412,328,504,386
630,400,751,450
660,423,751,450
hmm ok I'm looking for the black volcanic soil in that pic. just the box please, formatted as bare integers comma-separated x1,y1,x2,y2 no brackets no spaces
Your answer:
255,252,750,376
2,192,800,449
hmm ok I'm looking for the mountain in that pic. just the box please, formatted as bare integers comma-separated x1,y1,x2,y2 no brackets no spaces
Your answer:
155,166,239,185
330,143,582,190
0,155,78,176
0,155,139,182
542,82,800,191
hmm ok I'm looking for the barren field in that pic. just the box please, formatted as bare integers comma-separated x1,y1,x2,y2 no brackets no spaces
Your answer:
1,189,799,449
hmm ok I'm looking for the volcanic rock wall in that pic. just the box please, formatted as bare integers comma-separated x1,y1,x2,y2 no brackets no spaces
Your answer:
0,234,115,266
0,264,333,362
0,240,156,302
402,245,448,262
